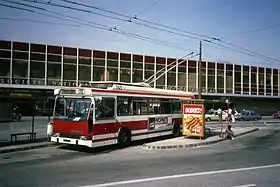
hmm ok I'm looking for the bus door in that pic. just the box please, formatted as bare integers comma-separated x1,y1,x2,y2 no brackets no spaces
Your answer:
93,96,118,134
88,103,94,134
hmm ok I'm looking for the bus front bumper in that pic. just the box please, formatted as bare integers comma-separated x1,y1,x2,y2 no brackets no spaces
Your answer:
50,136,93,147
50,136,118,148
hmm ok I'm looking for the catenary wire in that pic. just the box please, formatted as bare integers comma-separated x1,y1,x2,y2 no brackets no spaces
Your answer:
0,0,195,53
0,17,80,27
113,0,162,28
55,0,280,64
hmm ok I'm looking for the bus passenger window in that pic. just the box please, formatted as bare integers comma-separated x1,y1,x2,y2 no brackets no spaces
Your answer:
148,99,161,114
160,99,172,114
95,97,115,120
133,98,148,115
117,97,132,116
171,100,182,113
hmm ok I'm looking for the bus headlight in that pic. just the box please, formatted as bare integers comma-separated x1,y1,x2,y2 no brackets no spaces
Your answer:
80,136,88,140
53,133,60,137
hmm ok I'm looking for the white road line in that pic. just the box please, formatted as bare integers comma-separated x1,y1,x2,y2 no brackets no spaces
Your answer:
231,184,256,187
81,163,280,187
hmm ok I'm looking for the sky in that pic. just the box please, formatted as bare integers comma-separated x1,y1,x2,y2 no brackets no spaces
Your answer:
0,0,280,68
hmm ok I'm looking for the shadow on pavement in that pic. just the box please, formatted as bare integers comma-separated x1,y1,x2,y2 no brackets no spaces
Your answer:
58,131,223,154
241,130,280,150
0,137,47,147
58,135,179,154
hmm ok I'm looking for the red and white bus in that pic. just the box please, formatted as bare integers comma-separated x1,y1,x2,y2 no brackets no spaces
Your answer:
47,81,195,148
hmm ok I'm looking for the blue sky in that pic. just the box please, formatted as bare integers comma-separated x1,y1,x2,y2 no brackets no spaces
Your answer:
0,0,280,68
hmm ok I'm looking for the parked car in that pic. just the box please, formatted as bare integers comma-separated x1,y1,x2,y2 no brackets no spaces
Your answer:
205,110,227,121
272,110,280,119
235,110,262,121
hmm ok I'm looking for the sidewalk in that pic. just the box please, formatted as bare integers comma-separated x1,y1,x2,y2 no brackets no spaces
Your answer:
0,141,55,154
143,127,259,150
0,116,49,142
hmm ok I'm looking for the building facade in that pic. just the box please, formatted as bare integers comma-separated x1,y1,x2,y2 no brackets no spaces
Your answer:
0,40,279,115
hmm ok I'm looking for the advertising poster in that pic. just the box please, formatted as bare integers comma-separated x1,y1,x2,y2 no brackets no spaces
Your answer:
183,104,205,138
148,116,172,130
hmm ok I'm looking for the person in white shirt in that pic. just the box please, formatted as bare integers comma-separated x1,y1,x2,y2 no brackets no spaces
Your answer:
227,108,232,123
217,108,222,122
231,108,237,122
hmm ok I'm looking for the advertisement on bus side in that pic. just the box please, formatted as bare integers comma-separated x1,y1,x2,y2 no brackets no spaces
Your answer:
182,104,205,138
148,116,172,130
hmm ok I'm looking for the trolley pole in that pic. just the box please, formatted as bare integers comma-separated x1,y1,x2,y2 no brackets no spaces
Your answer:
198,40,202,100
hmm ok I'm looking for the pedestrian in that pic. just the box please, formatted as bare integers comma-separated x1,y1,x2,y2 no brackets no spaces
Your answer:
231,108,236,123
228,108,232,123
217,108,222,122
225,124,235,140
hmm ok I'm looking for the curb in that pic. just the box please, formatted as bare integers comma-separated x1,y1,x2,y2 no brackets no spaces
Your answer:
0,142,56,154
143,128,259,150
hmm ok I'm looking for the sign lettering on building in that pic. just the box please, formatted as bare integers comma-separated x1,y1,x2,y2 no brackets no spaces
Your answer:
0,78,28,85
0,77,91,87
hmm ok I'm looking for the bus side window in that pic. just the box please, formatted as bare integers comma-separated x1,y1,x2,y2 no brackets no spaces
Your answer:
160,99,172,114
171,100,182,114
133,98,148,115
95,97,115,120
148,98,161,114
117,97,133,116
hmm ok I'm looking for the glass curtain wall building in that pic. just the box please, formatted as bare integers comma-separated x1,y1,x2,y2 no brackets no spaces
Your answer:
0,40,279,115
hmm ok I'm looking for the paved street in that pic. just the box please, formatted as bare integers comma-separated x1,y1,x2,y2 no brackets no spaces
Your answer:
0,128,280,187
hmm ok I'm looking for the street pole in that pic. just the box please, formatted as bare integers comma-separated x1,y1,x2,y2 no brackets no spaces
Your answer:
198,40,202,100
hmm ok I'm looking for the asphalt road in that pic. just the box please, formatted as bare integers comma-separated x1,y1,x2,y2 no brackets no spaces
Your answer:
0,128,280,187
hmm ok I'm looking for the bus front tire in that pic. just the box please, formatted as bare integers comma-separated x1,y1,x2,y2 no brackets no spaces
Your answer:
172,124,181,137
118,129,131,147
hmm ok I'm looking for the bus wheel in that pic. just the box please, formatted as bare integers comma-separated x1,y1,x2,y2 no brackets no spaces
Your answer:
118,129,131,147
172,124,181,137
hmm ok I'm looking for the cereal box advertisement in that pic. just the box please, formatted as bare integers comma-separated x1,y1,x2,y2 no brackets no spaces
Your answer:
183,104,205,138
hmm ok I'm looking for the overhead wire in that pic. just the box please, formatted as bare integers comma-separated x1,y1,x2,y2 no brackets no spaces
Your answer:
113,0,162,28
1,0,195,53
0,17,80,27
20,0,203,41
7,0,280,65
0,1,89,25
20,0,126,22
204,39,279,64
218,24,280,40
57,0,216,40
217,39,280,63
54,0,280,64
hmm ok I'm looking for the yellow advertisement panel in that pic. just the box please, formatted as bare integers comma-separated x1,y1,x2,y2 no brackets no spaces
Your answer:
183,104,205,138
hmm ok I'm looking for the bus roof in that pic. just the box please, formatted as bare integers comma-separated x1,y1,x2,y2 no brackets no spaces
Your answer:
54,81,194,99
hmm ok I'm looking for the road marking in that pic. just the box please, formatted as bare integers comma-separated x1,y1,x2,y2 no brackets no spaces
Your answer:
81,163,280,187
231,184,256,187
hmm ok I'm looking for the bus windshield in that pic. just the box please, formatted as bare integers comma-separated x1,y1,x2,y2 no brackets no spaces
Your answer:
54,97,92,121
